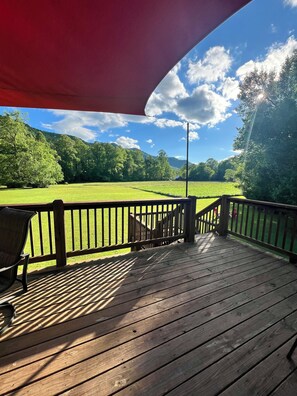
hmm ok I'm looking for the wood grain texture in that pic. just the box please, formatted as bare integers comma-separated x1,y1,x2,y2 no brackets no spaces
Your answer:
0,234,296,396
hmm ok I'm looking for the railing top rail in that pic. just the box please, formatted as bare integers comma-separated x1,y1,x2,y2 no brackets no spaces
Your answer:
0,197,191,211
195,197,222,218
228,197,297,211
62,198,190,209
0,203,53,211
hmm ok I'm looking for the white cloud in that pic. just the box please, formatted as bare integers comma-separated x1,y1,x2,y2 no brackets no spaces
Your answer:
146,138,155,148
187,46,232,84
156,68,187,98
284,0,297,7
175,155,185,159
189,131,199,142
271,24,277,34
145,66,187,116
180,131,199,142
154,118,184,129
230,149,243,155
236,36,297,80
175,85,231,126
219,77,240,100
115,136,140,149
45,109,154,140
41,123,53,130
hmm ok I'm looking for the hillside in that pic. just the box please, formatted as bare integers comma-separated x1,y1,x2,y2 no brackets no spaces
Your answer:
27,123,187,168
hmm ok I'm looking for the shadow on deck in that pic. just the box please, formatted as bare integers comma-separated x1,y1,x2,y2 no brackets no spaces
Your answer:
1,234,297,395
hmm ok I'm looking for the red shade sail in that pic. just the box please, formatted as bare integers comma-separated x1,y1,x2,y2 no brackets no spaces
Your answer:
0,0,251,115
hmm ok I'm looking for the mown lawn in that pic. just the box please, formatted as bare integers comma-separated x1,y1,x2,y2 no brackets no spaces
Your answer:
129,180,242,199
0,181,241,204
0,181,242,271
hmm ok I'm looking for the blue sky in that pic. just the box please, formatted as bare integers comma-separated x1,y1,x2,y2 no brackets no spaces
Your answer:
1,0,297,163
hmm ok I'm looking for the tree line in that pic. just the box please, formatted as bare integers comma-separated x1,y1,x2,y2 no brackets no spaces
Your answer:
0,112,174,187
0,112,241,189
179,156,240,182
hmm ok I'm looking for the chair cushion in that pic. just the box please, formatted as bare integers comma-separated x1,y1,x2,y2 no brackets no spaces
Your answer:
0,251,17,268
0,207,35,269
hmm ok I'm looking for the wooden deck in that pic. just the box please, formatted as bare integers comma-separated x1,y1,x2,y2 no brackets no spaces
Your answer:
1,234,297,395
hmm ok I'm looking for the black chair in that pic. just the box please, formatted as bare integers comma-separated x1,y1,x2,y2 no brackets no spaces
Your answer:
0,207,36,335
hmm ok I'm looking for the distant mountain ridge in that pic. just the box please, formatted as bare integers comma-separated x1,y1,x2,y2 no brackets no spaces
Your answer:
26,123,187,169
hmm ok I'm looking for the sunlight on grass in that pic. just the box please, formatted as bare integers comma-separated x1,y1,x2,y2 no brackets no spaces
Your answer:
0,181,242,271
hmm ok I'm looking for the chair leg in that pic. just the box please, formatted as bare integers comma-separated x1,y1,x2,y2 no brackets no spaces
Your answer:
0,302,16,336
287,336,297,360
21,254,29,292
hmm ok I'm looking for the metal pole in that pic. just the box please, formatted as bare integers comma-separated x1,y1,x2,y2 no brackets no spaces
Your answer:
186,122,189,197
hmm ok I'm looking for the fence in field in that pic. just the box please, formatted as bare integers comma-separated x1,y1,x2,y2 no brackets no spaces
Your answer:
0,197,196,268
195,195,297,263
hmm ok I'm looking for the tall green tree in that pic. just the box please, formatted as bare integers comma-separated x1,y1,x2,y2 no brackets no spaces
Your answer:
0,112,63,188
235,50,297,204
156,150,173,180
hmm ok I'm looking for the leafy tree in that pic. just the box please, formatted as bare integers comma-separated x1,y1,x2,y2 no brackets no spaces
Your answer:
53,135,80,182
189,162,214,181
156,150,173,180
235,50,297,204
145,155,159,180
0,112,63,188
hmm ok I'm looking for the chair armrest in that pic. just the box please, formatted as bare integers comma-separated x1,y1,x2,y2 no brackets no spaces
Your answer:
0,255,27,272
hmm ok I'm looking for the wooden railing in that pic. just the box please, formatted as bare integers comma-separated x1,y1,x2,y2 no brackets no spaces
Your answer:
128,204,186,251
0,197,196,268
194,197,222,234
195,195,297,263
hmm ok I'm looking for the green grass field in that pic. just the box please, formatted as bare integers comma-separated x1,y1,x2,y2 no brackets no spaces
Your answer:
0,181,242,271
129,181,242,199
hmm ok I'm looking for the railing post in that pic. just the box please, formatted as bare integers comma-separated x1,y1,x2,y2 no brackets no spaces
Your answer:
184,196,196,243
53,199,67,267
218,195,230,237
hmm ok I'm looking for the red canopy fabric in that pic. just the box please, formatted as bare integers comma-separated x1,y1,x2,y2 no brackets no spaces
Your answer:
0,0,250,115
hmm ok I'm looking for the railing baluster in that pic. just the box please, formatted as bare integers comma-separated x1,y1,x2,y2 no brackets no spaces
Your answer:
170,204,174,236
239,203,245,235
102,207,105,247
115,207,118,245
139,205,143,240
151,204,154,237
29,222,35,257
274,210,281,247
71,209,75,251
165,204,169,237
87,208,90,249
244,205,250,236
133,205,137,241
108,207,111,246
290,213,297,253
234,203,240,233
79,209,83,250
282,212,289,250
38,211,44,256
47,210,53,254
122,206,124,244
267,209,274,245
230,201,235,232
145,205,148,240
255,206,261,240
250,205,255,238
94,208,98,247
261,207,267,242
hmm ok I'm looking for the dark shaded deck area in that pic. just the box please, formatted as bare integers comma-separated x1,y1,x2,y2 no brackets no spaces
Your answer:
1,234,297,395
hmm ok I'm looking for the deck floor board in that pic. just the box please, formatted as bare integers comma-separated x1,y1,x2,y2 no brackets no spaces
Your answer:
1,234,297,395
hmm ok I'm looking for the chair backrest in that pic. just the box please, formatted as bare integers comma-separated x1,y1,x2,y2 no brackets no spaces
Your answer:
0,207,36,268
